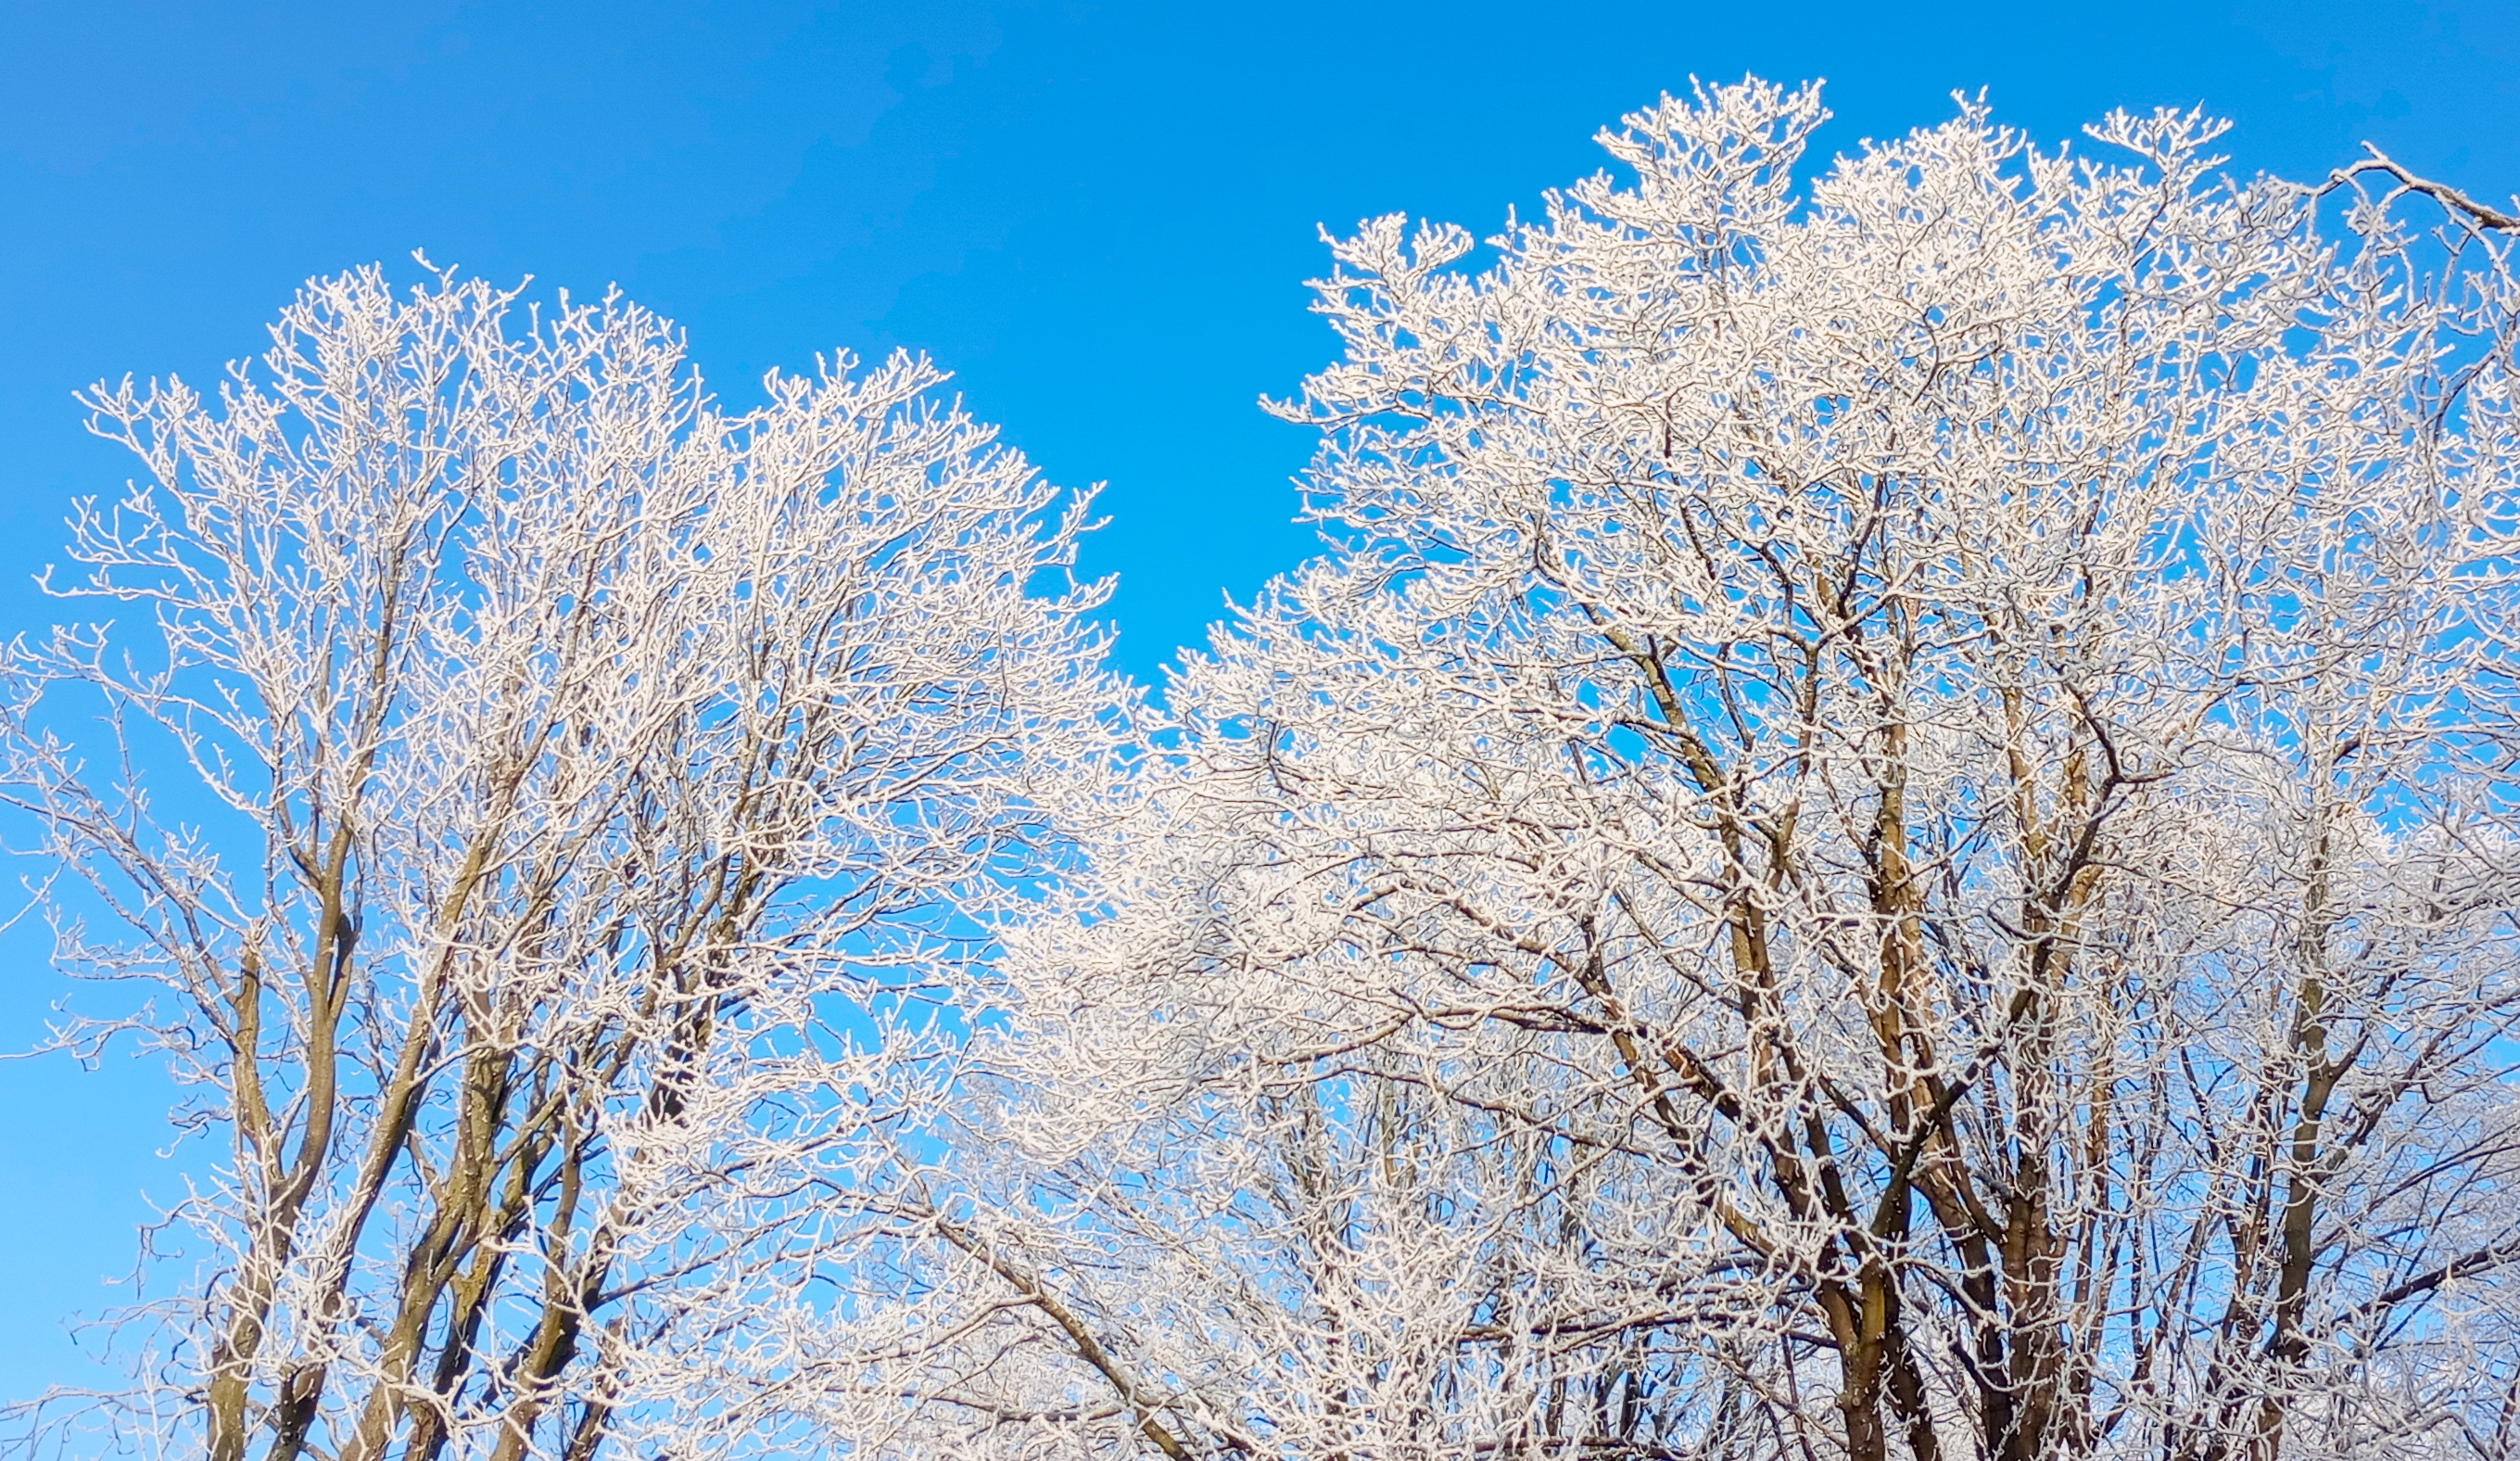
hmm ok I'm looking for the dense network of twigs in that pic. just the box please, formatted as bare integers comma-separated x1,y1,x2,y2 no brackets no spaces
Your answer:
0,273,1128,1461
6,77,2520,1461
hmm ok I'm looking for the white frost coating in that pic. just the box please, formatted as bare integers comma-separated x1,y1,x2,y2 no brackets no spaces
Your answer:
0,266,1132,1461
845,82,2520,1460
12,74,2520,1461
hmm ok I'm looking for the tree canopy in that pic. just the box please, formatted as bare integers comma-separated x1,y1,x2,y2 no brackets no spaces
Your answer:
8,78,2520,1461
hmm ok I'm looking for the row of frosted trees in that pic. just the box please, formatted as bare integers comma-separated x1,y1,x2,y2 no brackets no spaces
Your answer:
6,80,2518,1461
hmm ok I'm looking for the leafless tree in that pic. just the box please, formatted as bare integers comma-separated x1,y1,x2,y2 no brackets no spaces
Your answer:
16,78,2520,1461
826,81,2520,1461
0,266,1127,1461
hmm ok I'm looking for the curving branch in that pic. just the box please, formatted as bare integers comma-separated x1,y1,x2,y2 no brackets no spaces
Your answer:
2325,141,2520,231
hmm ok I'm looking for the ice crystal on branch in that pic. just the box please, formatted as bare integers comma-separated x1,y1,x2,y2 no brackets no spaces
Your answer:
0,265,1130,1461
893,79,2520,1461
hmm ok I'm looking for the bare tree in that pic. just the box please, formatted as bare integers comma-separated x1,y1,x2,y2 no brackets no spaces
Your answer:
0,266,1126,1461
16,78,2520,1461
829,82,2520,1461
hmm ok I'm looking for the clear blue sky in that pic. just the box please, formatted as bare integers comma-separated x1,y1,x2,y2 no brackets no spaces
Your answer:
1,0,2513,1404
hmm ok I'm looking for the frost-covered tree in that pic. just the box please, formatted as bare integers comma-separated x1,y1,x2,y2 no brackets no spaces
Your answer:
848,82,2520,1461
14,78,2520,1461
0,268,1127,1461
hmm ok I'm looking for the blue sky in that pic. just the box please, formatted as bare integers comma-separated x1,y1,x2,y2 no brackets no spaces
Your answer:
1,0,2514,1404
